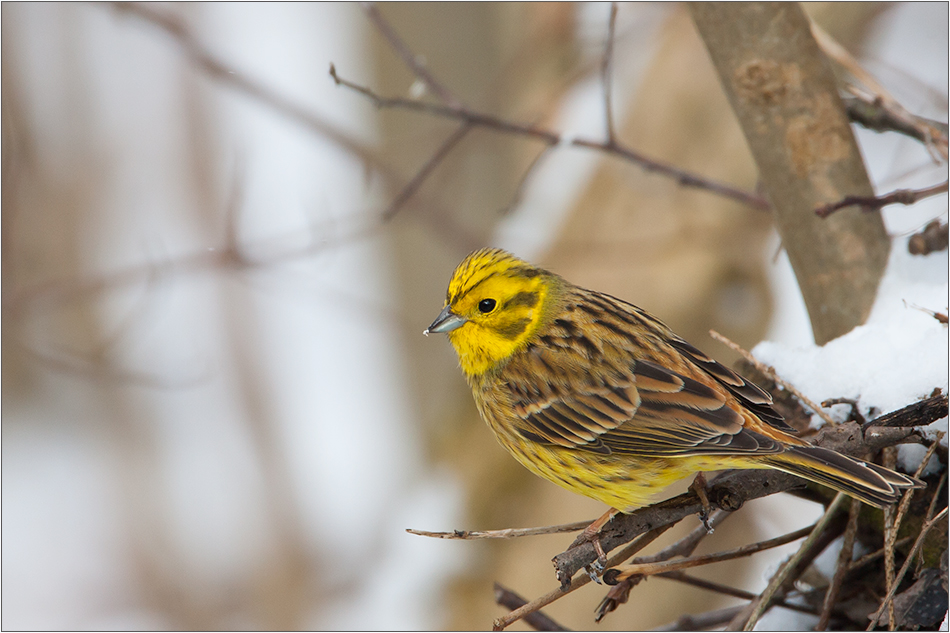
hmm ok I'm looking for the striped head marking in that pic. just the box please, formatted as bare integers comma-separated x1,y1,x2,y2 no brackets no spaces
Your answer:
427,248,559,377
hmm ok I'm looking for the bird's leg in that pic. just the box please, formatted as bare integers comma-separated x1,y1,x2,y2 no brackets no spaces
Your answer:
577,507,620,582
689,472,715,534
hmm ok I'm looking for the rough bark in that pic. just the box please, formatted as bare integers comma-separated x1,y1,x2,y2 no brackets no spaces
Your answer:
689,2,890,345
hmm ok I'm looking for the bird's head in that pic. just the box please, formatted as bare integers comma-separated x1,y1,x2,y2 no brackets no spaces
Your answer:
425,248,561,377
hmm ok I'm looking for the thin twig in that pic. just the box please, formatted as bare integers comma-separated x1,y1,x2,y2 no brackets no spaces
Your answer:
492,524,673,631
406,519,591,540
110,3,378,169
605,524,815,584
653,605,748,632
737,493,849,631
360,2,462,108
815,181,949,218
923,471,947,526
329,64,560,143
709,329,837,427
657,572,819,616
821,397,868,425
848,537,914,573
493,583,568,632
329,67,770,212
601,2,619,143
382,123,472,220
817,498,861,630
572,138,771,210
881,449,899,630
867,507,949,631
844,93,950,153
499,145,555,216
811,21,948,160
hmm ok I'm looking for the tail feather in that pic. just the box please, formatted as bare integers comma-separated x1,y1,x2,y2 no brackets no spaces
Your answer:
765,446,925,508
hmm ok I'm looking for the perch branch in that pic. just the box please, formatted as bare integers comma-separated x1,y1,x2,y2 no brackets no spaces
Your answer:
492,524,673,631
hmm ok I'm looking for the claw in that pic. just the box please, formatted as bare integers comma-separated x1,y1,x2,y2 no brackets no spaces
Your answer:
585,563,604,584
567,507,619,584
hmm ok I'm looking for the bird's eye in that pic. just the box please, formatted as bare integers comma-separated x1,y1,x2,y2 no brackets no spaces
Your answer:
478,298,497,314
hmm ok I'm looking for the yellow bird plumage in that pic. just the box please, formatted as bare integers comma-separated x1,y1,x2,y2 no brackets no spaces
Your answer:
426,248,923,513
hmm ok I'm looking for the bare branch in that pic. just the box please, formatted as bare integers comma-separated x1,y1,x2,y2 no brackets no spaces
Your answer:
329,59,770,212
817,498,861,630
844,93,950,153
867,507,950,630
571,138,771,210
406,519,590,540
603,524,815,584
815,181,949,218
734,493,849,631
863,392,948,430
810,20,947,160
653,605,747,632
110,2,377,168
382,123,472,221
595,511,732,622
329,64,560,143
361,2,463,109
601,3,619,143
493,584,568,632
492,524,673,631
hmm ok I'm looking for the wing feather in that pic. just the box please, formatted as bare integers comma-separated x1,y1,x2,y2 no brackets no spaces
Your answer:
502,291,790,459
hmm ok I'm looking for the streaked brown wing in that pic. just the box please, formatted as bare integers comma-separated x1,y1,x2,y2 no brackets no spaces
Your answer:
507,357,783,458
669,337,797,434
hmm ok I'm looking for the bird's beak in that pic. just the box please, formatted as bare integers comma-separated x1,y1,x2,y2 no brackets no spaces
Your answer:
424,305,467,335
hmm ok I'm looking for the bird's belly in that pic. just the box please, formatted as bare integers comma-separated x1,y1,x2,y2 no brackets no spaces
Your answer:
498,434,758,512
497,435,677,511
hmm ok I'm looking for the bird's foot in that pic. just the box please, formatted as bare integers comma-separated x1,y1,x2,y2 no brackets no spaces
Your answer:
569,507,619,583
689,472,715,534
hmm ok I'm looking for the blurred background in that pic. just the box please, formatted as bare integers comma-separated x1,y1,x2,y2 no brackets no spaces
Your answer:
2,3,946,630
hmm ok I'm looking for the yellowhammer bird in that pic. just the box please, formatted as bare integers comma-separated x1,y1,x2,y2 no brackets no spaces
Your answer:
425,248,923,557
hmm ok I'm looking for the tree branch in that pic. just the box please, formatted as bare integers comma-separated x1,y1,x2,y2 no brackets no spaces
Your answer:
690,2,890,345
815,181,949,218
